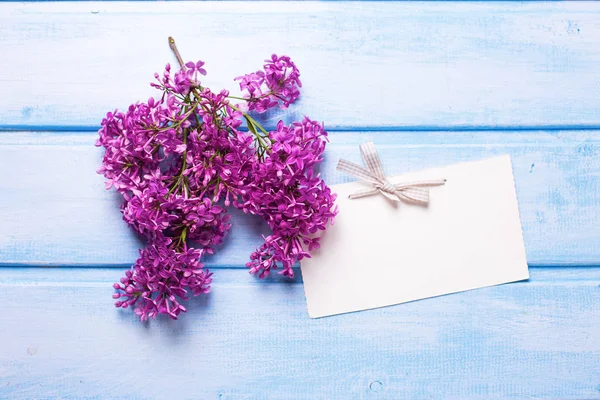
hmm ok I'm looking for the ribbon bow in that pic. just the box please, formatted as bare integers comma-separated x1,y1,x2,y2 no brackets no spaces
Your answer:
337,142,445,204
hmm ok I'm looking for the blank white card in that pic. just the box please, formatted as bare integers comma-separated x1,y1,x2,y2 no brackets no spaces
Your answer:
300,155,529,318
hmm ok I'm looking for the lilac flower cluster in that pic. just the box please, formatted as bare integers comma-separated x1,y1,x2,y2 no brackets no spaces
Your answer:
236,118,337,278
235,55,301,113
97,53,336,321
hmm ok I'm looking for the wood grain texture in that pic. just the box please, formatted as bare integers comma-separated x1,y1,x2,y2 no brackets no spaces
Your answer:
1,130,599,267
0,267,599,400
2,2,600,129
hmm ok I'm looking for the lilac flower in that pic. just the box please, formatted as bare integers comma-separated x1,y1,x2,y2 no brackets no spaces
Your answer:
113,241,212,321
235,54,302,113
185,60,207,76
234,117,337,278
98,54,336,321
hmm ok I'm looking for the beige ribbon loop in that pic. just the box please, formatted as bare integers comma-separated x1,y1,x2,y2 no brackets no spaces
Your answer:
337,142,445,205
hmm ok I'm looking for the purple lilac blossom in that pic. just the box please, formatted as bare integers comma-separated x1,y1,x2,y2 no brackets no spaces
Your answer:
235,54,302,113
97,56,335,321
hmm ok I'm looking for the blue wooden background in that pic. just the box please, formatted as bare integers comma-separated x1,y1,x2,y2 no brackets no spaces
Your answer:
1,2,599,399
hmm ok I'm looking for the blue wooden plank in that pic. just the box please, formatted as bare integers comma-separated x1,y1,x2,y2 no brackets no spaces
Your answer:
0,3,597,400
0,267,598,399
1,2,600,129
1,130,599,267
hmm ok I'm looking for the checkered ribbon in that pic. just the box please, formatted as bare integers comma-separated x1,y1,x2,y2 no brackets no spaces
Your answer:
337,142,446,204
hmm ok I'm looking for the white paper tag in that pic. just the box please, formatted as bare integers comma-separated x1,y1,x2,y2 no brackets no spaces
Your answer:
300,155,529,318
